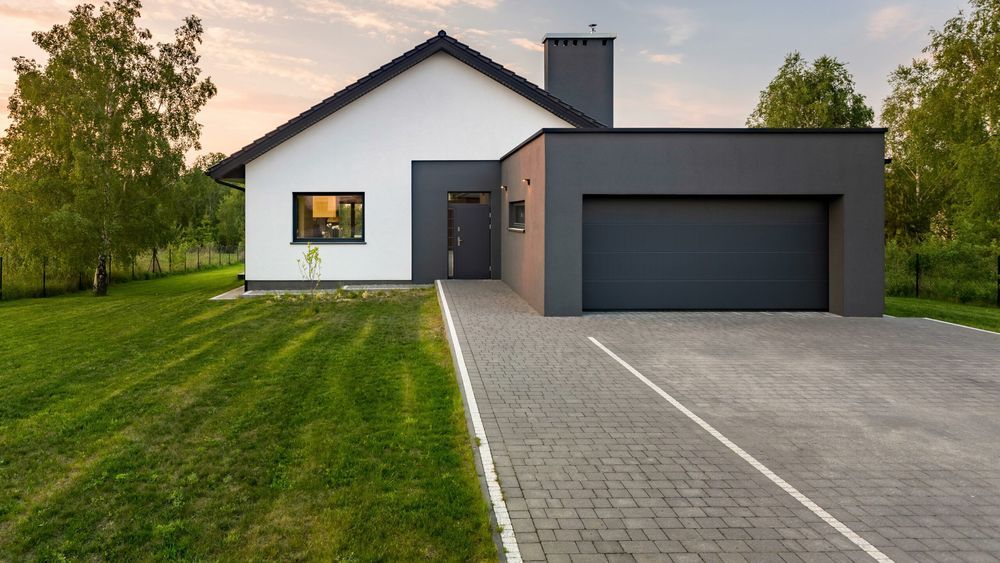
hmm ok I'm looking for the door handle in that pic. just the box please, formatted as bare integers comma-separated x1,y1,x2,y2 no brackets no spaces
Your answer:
457,236,463,247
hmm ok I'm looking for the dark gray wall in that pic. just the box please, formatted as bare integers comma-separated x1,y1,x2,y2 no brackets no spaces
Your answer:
543,35,615,126
411,161,501,284
500,136,547,314
501,130,886,317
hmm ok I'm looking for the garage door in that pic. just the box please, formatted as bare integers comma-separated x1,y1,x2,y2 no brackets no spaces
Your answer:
582,196,829,310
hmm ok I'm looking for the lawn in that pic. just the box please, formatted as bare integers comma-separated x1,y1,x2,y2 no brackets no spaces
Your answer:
885,296,1000,333
0,266,495,561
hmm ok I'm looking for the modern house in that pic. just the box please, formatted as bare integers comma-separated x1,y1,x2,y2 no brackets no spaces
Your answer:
208,31,885,317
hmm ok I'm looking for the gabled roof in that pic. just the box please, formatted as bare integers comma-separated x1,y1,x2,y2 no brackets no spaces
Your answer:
207,30,605,181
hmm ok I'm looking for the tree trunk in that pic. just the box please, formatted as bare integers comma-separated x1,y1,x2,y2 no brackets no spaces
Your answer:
94,254,109,296
149,247,162,274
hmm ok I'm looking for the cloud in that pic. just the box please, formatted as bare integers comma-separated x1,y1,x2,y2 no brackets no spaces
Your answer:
509,37,543,52
201,27,342,94
651,6,697,46
384,0,498,12
868,5,924,40
147,0,275,22
640,50,683,65
634,84,746,128
0,2,73,25
295,0,401,34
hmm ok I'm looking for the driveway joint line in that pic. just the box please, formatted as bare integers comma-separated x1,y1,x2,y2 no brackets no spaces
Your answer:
587,335,894,563
436,280,521,562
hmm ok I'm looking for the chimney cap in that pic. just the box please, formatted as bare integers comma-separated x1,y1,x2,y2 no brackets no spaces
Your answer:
542,32,616,43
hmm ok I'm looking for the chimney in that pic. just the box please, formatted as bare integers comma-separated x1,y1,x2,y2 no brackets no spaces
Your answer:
542,31,616,126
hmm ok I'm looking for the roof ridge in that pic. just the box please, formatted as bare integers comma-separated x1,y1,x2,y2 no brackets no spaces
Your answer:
208,31,604,180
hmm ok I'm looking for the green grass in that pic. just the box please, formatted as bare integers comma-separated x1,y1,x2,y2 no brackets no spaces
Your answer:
0,266,495,561
886,296,1000,333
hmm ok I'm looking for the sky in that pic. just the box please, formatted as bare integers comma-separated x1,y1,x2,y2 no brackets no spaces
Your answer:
0,0,970,159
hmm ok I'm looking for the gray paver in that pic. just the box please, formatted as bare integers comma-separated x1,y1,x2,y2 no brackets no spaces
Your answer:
440,280,1000,561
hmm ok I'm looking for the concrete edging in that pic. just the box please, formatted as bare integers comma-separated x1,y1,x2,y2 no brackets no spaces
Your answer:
435,280,521,563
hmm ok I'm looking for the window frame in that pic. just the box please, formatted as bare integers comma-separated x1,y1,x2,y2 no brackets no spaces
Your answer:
509,200,526,231
291,191,366,244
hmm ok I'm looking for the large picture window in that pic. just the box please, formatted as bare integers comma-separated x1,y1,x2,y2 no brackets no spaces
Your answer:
293,193,364,243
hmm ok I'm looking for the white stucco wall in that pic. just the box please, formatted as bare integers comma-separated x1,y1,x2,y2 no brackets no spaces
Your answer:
245,52,571,282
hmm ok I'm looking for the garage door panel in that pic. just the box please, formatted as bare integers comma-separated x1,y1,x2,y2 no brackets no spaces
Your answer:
584,280,829,310
582,196,829,311
583,223,826,253
583,251,828,281
582,196,827,223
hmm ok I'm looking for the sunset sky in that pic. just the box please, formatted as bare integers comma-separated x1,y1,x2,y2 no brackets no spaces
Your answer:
0,0,968,160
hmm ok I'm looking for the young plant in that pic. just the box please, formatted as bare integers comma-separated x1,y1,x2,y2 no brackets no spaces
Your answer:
296,243,322,296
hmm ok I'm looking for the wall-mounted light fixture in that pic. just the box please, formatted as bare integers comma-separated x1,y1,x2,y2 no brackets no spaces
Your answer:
522,178,531,187
500,185,508,192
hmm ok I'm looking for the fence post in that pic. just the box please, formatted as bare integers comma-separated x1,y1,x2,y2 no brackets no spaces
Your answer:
169,246,172,273
197,247,201,270
914,253,921,299
131,257,135,280
208,246,212,266
996,255,999,308
78,272,83,291
42,257,47,298
0,256,3,300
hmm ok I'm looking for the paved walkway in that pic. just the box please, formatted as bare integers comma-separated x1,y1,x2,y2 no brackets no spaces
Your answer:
439,280,1000,563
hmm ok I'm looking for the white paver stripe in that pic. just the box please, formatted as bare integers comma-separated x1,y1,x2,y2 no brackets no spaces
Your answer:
922,317,1000,336
588,336,894,563
436,281,521,562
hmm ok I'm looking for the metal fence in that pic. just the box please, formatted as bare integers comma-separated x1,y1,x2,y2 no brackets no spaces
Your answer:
886,247,1000,307
0,246,244,301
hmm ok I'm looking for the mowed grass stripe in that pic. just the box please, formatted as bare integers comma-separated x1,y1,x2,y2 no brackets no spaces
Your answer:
0,267,495,561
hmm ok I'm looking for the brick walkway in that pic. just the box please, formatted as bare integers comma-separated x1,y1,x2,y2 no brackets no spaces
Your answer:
439,280,1000,563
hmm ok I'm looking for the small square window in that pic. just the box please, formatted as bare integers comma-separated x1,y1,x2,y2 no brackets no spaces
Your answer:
509,201,525,230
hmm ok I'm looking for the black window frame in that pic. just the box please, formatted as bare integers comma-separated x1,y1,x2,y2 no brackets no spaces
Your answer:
292,192,366,244
509,200,526,231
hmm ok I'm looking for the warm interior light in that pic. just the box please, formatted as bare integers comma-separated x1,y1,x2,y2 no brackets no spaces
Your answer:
312,196,339,219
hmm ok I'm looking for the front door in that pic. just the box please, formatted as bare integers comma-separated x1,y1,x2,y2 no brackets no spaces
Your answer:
448,203,491,279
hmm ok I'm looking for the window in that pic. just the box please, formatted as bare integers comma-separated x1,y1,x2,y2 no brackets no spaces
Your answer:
293,193,364,242
509,201,525,230
448,192,490,204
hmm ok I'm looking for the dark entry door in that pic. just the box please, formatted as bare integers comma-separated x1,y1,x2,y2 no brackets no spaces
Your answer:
449,204,491,279
582,196,829,310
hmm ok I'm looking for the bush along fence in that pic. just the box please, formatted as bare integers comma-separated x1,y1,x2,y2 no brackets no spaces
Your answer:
0,246,244,301
886,242,1000,307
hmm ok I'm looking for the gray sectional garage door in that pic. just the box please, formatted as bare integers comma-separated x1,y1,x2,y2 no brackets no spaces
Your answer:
582,196,829,311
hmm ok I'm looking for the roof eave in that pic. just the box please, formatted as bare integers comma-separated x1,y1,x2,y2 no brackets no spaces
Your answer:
205,31,605,182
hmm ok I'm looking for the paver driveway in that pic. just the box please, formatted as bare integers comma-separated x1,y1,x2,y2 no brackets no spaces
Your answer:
439,280,1000,563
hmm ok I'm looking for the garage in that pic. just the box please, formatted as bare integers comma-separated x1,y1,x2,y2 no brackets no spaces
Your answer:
582,196,829,311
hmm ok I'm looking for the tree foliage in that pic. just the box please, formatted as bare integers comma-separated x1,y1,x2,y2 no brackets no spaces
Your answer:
0,0,215,294
748,52,874,128
172,152,244,248
883,0,1000,244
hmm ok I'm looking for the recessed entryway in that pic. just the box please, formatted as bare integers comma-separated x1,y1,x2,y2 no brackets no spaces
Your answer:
582,195,830,311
